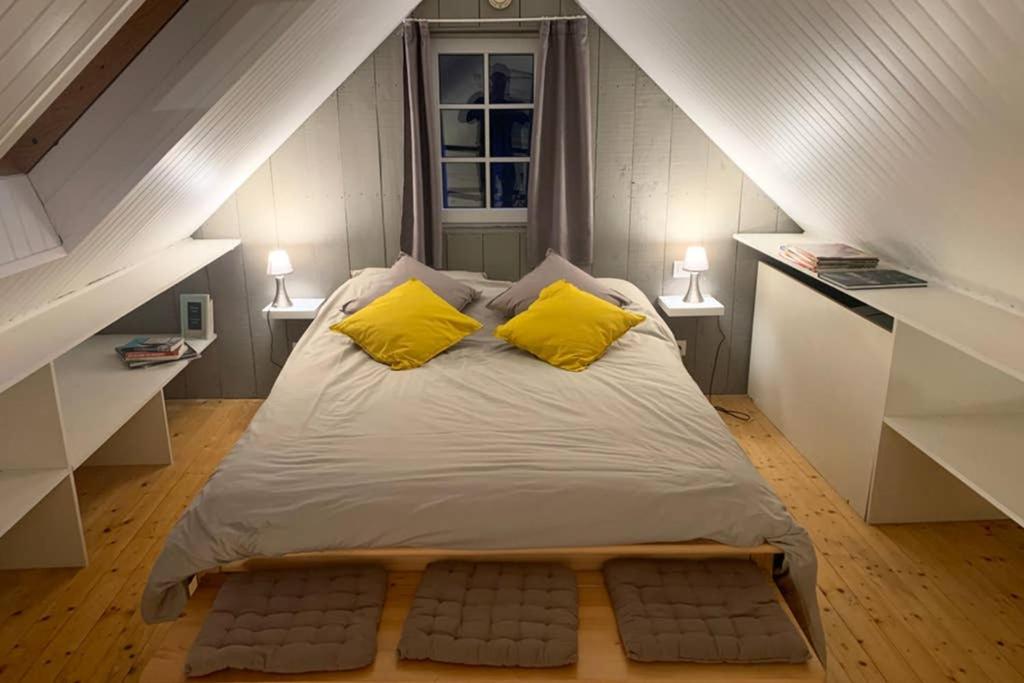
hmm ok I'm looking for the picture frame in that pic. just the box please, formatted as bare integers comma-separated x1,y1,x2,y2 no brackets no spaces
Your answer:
179,293,214,340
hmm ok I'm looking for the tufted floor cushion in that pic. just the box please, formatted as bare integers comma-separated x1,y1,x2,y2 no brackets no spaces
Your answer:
603,558,810,664
397,561,578,668
184,566,387,677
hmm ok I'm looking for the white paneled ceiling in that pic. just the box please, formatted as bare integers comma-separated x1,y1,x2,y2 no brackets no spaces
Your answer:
0,175,63,278
0,0,143,159
0,0,417,327
579,0,1024,311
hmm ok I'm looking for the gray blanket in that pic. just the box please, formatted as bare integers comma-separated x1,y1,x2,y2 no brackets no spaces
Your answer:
141,271,825,658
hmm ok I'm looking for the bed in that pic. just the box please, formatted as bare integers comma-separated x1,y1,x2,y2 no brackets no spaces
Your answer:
141,269,825,658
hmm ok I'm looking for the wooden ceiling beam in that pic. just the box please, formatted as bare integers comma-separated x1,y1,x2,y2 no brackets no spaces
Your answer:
0,0,187,176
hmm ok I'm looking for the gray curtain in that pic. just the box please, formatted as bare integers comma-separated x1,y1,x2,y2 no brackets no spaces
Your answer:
400,23,444,267
527,19,593,268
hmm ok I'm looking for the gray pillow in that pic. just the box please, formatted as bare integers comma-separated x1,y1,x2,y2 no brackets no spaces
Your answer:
342,254,479,313
487,250,629,316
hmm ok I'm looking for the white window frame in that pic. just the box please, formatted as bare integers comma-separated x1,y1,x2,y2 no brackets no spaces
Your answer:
431,37,537,224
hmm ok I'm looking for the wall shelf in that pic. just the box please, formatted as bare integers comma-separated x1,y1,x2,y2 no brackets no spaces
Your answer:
55,334,216,469
741,234,1024,525
883,414,1024,526
0,237,238,395
0,237,237,569
0,469,69,538
735,233,1024,384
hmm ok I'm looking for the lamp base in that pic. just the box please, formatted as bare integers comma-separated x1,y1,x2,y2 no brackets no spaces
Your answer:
682,272,705,304
271,276,293,308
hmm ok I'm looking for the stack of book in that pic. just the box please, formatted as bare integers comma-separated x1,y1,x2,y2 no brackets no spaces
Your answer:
115,336,197,369
779,243,879,272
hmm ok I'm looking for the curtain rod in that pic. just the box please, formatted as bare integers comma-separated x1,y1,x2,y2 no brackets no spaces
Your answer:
404,15,586,24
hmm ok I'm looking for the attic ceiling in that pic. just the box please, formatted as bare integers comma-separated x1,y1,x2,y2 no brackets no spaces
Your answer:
0,0,144,166
0,0,417,328
579,0,1024,311
0,0,186,175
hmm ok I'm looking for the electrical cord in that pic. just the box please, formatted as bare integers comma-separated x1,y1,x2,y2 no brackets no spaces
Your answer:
706,315,751,422
266,310,283,369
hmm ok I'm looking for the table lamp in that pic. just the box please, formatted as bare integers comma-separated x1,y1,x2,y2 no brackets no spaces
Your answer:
682,246,709,303
267,249,294,308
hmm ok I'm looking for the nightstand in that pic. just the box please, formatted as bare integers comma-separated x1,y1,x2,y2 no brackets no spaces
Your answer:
657,295,725,362
656,294,725,318
262,298,325,321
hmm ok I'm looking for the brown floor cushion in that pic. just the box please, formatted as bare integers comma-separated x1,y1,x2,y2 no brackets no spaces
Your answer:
398,561,578,668
603,558,810,664
185,566,387,677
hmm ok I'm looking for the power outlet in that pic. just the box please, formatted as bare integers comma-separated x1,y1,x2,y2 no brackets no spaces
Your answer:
676,340,687,357
673,260,688,278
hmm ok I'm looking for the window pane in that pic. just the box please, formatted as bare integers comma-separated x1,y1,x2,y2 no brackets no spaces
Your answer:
489,109,532,157
441,110,483,157
439,54,484,105
443,163,485,208
491,162,529,208
490,54,534,103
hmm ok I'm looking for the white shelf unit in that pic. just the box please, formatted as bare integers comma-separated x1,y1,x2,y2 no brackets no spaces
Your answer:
0,333,215,569
262,297,325,320
55,334,216,469
0,238,238,395
740,233,1024,525
0,238,238,570
882,414,1024,525
656,294,725,318
0,469,69,538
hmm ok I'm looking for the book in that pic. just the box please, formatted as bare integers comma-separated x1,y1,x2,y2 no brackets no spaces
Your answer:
818,269,927,290
120,345,187,361
780,243,879,272
116,335,183,355
125,342,199,368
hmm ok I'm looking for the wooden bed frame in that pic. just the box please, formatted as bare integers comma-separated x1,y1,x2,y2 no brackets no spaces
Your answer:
142,542,824,682
211,540,782,573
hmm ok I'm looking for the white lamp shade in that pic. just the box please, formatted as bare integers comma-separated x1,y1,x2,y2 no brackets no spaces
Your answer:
682,246,709,272
267,249,293,276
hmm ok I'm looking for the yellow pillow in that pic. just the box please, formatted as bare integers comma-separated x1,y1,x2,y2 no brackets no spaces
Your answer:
330,278,481,370
494,279,645,371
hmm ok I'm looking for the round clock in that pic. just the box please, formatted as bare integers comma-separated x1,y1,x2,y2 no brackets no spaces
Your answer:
488,0,513,9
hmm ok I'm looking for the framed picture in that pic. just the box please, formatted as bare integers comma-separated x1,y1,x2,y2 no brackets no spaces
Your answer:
179,294,214,340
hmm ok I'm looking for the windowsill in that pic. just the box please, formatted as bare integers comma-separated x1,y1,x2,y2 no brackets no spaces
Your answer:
443,223,526,230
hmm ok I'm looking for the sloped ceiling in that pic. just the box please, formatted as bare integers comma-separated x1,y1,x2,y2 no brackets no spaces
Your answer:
0,0,417,327
0,0,143,161
579,0,1024,311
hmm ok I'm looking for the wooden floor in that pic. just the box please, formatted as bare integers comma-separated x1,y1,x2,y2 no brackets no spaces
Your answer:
1,396,1022,682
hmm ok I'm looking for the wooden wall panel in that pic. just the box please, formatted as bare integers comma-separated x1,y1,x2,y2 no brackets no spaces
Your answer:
112,6,795,397
374,33,405,265
338,59,386,271
624,72,672,300
591,31,635,279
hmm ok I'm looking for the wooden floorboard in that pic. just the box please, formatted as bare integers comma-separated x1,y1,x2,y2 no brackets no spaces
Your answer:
0,395,1021,681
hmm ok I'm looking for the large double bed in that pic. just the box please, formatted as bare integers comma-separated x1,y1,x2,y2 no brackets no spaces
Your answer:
142,269,825,657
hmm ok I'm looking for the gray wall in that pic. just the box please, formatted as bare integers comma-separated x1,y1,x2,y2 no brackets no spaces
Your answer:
107,0,798,399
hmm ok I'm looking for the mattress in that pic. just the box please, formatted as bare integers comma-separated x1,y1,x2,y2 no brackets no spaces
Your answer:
141,270,825,658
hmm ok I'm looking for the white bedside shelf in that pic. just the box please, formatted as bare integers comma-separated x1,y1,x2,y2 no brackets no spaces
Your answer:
262,298,325,320
657,295,725,317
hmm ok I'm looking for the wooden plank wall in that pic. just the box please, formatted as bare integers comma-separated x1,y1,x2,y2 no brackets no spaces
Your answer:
107,0,799,397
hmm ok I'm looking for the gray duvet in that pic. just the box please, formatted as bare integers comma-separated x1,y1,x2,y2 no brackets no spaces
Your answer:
142,271,825,658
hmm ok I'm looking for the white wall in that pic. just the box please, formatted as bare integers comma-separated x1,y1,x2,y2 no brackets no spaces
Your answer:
580,0,1024,312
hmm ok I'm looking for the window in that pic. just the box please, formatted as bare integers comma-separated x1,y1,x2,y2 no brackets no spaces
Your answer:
432,38,537,223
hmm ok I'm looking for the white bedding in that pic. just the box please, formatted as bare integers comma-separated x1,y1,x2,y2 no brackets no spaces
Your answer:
142,270,824,657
